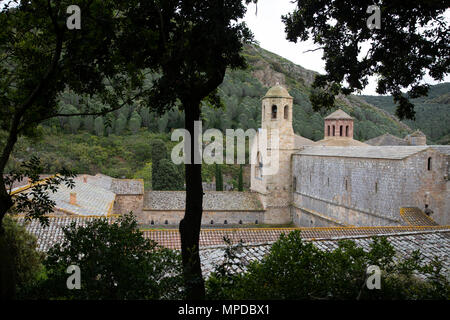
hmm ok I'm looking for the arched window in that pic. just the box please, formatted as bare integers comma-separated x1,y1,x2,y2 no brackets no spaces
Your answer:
271,105,277,119
284,105,289,119
345,125,349,137
427,157,432,171
340,125,343,136
332,125,335,136
327,125,330,137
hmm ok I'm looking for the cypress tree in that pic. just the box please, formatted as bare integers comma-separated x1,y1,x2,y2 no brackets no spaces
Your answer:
238,164,243,191
215,164,223,191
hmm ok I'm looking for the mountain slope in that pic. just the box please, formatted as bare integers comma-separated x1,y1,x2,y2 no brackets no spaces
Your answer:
360,83,450,144
212,44,413,142
7,44,425,178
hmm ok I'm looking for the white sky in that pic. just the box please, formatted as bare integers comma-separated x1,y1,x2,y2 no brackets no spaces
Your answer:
243,0,450,95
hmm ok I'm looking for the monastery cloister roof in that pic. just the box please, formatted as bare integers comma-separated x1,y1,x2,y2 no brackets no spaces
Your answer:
15,216,450,279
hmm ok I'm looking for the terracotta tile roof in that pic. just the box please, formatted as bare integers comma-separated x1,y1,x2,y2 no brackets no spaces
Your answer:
199,230,450,279
143,191,264,211
16,216,116,252
16,216,450,280
142,226,450,250
400,207,439,226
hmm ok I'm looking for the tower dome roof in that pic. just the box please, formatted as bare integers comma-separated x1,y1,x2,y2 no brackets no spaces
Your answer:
263,84,292,99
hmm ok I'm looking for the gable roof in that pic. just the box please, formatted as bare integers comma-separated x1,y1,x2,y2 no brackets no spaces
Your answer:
365,133,409,146
295,146,430,159
199,230,450,279
294,134,314,148
143,191,264,211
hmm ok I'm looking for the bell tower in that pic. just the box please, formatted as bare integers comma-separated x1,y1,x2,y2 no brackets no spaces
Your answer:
251,84,296,224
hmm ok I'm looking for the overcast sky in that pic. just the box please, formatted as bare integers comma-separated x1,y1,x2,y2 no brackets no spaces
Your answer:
243,0,450,95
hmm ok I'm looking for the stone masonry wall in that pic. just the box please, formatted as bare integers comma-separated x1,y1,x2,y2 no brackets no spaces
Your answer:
113,194,144,216
292,149,449,226
138,210,265,226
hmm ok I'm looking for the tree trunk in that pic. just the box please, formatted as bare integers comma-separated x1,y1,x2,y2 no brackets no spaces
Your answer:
0,177,15,300
179,99,205,299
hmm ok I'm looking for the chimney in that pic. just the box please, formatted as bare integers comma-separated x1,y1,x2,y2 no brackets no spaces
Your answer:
70,192,77,205
83,175,87,183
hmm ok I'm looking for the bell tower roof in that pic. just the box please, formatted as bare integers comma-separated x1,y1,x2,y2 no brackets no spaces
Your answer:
324,109,353,120
263,84,292,99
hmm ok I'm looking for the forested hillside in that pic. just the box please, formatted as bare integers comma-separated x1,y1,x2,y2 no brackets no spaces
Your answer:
7,44,427,185
360,83,450,145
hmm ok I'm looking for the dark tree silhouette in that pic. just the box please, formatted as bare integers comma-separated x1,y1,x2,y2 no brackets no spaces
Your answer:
283,0,449,120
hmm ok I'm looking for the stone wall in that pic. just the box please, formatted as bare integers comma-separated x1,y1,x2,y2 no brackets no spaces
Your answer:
292,148,449,226
138,209,265,226
113,194,144,216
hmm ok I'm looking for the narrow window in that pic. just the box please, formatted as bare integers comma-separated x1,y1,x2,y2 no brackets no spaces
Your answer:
427,157,432,171
345,179,348,191
210,220,214,225
255,152,262,178
262,105,265,120
271,105,277,119
340,125,343,136
239,220,242,225
332,125,335,136
375,182,378,193
346,125,349,137
327,125,330,137
327,177,329,186
284,105,289,119
293,176,297,192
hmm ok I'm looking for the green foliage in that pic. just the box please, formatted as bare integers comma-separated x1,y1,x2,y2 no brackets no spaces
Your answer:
362,83,450,144
6,156,75,225
215,164,223,191
152,159,184,191
282,1,449,120
0,215,45,298
33,213,183,300
133,162,152,190
238,164,243,191
206,231,450,300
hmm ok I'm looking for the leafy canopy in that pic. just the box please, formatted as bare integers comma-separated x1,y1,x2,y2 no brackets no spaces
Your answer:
282,0,449,120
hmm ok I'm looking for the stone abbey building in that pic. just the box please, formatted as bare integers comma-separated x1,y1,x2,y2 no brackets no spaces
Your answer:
250,85,449,226
12,85,450,227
